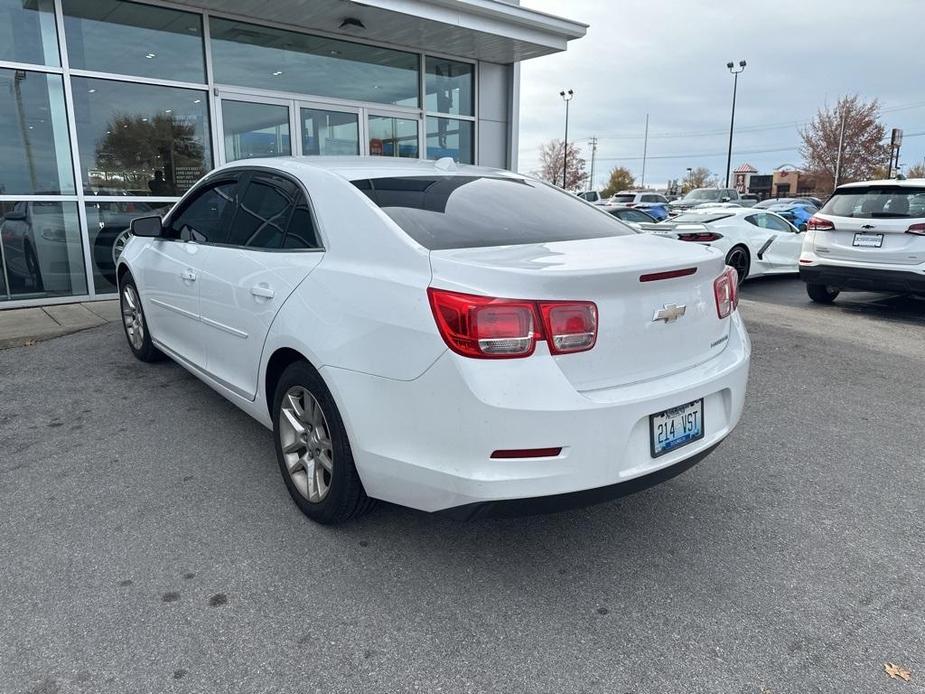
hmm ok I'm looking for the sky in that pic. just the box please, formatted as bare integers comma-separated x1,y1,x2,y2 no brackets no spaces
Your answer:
517,0,925,190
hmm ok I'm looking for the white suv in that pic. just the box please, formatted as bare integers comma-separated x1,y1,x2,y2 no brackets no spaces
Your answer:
799,179,925,303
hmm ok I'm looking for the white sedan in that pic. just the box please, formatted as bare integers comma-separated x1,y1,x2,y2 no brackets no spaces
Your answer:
117,157,750,524
641,206,804,283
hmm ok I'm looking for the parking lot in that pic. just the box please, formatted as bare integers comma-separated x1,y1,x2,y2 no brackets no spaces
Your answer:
1,277,923,694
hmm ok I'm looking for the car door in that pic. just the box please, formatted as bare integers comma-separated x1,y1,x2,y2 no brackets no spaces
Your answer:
194,170,324,400
140,178,237,364
751,212,803,270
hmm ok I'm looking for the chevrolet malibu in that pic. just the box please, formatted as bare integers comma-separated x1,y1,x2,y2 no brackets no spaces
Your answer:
117,157,751,524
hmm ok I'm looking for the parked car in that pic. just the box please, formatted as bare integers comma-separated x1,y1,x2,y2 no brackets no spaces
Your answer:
758,201,816,230
577,190,602,203
669,188,740,215
754,197,819,211
605,191,670,221
738,194,760,207
799,179,925,303
641,206,804,284
0,201,85,296
116,157,750,524
604,206,658,229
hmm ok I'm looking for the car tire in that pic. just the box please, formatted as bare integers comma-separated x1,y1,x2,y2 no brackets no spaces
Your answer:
806,283,840,304
273,361,374,525
725,245,750,285
119,274,164,362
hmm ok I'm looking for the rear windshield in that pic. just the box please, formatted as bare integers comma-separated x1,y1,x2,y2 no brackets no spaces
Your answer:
353,176,632,250
610,193,636,202
670,212,733,224
821,186,925,219
683,189,725,201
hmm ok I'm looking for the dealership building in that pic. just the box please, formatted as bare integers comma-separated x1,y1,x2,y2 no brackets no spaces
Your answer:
0,0,584,308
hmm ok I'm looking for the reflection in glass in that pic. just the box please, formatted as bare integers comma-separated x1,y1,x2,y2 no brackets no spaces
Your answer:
0,69,74,195
85,201,172,294
72,77,211,196
0,201,86,301
426,117,473,164
62,0,205,83
0,0,59,66
301,108,359,156
425,58,473,116
222,101,291,162
210,18,419,107
368,116,418,158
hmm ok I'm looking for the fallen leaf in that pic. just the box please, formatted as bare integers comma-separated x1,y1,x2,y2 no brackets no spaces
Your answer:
885,662,912,682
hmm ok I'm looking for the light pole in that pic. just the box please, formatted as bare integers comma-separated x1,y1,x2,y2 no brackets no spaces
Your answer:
724,60,746,189
560,89,573,189
686,167,693,193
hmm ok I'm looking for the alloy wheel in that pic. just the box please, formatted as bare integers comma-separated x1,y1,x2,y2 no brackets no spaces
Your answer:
279,386,334,503
121,284,145,350
726,248,749,284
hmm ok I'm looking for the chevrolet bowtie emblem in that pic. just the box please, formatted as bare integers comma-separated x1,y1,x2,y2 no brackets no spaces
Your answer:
653,304,687,323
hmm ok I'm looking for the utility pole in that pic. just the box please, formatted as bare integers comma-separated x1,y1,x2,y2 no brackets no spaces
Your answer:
640,114,649,189
834,104,848,188
725,60,747,188
559,89,573,189
588,135,598,191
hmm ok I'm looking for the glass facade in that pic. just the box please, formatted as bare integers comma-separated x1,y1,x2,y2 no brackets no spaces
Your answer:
0,0,59,66
0,201,85,301
62,0,205,83
0,0,484,305
72,77,211,196
210,18,420,108
0,69,74,195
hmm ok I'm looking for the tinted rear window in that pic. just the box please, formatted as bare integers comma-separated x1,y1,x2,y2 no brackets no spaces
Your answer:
610,194,636,202
353,176,632,250
821,186,925,219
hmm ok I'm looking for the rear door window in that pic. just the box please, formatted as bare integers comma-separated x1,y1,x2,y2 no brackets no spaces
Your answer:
821,186,925,219
353,175,632,250
227,174,298,249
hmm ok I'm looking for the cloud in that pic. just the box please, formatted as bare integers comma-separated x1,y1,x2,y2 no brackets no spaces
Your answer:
518,0,925,188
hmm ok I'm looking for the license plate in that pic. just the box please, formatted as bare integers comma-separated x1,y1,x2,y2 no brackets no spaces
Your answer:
852,232,883,248
649,399,704,458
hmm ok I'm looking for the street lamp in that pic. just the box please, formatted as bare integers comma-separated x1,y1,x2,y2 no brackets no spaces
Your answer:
686,167,693,192
560,89,574,189
724,60,746,189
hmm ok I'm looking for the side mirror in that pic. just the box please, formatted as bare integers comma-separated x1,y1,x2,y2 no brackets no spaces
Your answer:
720,196,730,203
130,215,163,237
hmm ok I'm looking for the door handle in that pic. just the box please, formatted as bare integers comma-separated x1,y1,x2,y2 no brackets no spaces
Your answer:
250,284,275,299
181,269,197,282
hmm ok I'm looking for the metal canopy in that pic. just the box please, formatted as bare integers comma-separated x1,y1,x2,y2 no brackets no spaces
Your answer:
170,0,587,63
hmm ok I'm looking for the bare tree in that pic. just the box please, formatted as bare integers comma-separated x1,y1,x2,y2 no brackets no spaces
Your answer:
600,166,635,198
904,161,925,179
800,95,889,192
535,139,588,191
682,167,718,193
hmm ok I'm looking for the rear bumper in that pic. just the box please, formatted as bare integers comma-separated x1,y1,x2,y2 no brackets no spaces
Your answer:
323,313,750,514
438,441,721,520
800,264,925,294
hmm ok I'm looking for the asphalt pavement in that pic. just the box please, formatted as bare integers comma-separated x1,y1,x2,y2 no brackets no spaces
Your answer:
1,279,923,693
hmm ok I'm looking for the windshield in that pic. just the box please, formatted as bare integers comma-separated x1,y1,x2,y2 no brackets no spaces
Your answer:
683,189,723,201
354,176,633,250
820,186,925,219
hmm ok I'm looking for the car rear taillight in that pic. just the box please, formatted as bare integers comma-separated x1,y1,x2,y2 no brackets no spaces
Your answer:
676,231,723,242
713,266,739,319
806,216,835,231
427,288,597,359
906,223,925,236
539,302,597,354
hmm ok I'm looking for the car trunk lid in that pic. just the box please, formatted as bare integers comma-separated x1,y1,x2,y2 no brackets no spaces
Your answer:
429,234,731,391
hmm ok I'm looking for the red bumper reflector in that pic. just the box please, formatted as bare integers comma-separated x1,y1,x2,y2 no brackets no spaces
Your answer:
491,447,562,459
640,267,697,282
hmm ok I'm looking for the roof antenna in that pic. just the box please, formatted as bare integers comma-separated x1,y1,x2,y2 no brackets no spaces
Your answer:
434,157,457,171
